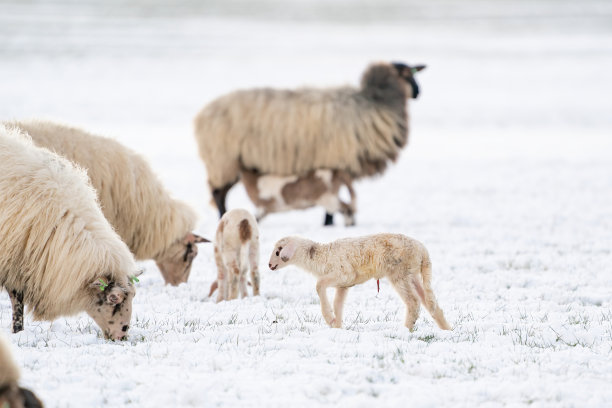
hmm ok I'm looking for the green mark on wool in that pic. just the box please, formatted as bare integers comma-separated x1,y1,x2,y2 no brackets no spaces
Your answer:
98,279,108,291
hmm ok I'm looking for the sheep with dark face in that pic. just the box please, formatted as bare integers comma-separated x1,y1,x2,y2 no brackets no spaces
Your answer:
0,125,140,340
194,61,425,224
241,168,356,226
0,335,44,408
6,119,210,286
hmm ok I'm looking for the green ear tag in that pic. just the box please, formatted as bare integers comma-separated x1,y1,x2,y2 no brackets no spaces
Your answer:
411,68,418,74
98,279,108,291
130,276,140,284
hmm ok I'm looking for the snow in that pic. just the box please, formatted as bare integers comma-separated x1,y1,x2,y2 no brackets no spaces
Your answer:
1,0,611,407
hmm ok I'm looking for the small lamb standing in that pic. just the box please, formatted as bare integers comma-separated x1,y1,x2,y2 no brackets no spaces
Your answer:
0,125,140,340
241,168,356,226
209,209,260,302
0,335,44,408
268,234,451,330
6,119,210,286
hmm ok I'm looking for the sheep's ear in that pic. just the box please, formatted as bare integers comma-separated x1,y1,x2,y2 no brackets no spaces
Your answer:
280,241,297,262
411,64,426,73
91,278,109,291
184,232,210,245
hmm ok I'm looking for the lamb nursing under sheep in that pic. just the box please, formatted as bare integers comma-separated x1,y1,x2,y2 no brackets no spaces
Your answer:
0,125,140,340
194,61,425,223
241,168,356,226
6,119,210,286
209,209,260,302
268,234,451,330
0,335,44,408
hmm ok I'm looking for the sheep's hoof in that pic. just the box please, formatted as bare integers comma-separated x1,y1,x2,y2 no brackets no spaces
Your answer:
324,213,334,226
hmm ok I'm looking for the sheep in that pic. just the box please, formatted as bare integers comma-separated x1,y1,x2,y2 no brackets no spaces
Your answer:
268,234,451,331
0,335,44,408
0,125,140,340
5,119,211,286
241,168,357,226
208,209,260,302
194,61,425,223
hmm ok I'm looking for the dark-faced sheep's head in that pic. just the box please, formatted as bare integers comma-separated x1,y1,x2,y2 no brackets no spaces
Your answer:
155,232,210,286
1,384,44,408
391,62,426,99
268,238,298,271
87,271,141,341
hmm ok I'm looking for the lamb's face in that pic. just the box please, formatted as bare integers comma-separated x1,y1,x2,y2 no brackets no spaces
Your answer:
87,278,136,341
268,238,297,270
392,62,426,99
156,232,210,286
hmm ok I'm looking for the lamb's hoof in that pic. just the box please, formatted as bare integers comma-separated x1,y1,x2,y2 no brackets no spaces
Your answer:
324,213,334,226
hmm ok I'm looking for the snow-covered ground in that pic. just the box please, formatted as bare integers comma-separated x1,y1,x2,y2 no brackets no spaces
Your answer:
1,0,611,406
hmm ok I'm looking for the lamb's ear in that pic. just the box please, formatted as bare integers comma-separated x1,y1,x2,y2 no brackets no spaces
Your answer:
184,232,211,245
91,278,109,291
279,241,297,262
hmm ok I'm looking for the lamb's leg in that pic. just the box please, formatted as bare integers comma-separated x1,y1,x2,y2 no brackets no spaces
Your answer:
227,258,240,300
9,290,24,333
248,239,260,296
324,213,334,226
332,287,349,328
214,246,227,302
389,277,421,331
315,277,336,326
238,266,248,298
212,182,235,218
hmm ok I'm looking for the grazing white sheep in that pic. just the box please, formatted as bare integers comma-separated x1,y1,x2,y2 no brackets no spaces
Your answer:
241,168,356,226
6,119,210,286
194,61,425,222
0,125,140,340
0,335,44,408
209,209,260,302
268,234,451,330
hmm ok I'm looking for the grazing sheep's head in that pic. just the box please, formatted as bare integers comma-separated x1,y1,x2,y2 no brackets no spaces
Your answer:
268,237,299,270
87,271,141,341
155,232,210,286
1,384,44,408
391,62,426,99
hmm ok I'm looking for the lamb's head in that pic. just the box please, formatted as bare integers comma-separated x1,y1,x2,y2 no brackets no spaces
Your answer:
155,232,210,286
0,385,44,408
268,237,301,270
391,62,426,99
87,272,141,341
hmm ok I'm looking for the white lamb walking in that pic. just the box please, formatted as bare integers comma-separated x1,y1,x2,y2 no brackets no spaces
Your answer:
209,209,260,302
268,234,451,330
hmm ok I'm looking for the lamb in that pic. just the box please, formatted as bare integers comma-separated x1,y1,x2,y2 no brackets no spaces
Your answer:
209,209,260,302
0,125,140,340
0,335,44,408
194,61,425,223
241,168,357,226
6,119,210,286
268,234,451,331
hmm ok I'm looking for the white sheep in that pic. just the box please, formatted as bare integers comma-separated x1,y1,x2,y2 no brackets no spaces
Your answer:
0,335,44,407
0,125,140,340
241,168,356,226
268,234,451,330
209,209,260,302
194,62,425,222
6,119,210,286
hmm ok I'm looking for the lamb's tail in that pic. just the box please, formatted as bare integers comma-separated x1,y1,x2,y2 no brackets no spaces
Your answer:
414,251,451,330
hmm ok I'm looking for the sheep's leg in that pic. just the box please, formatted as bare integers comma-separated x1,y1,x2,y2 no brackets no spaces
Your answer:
238,266,248,299
332,287,349,328
9,290,24,333
389,277,421,331
324,213,334,226
315,277,337,326
212,182,235,218
248,239,260,296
